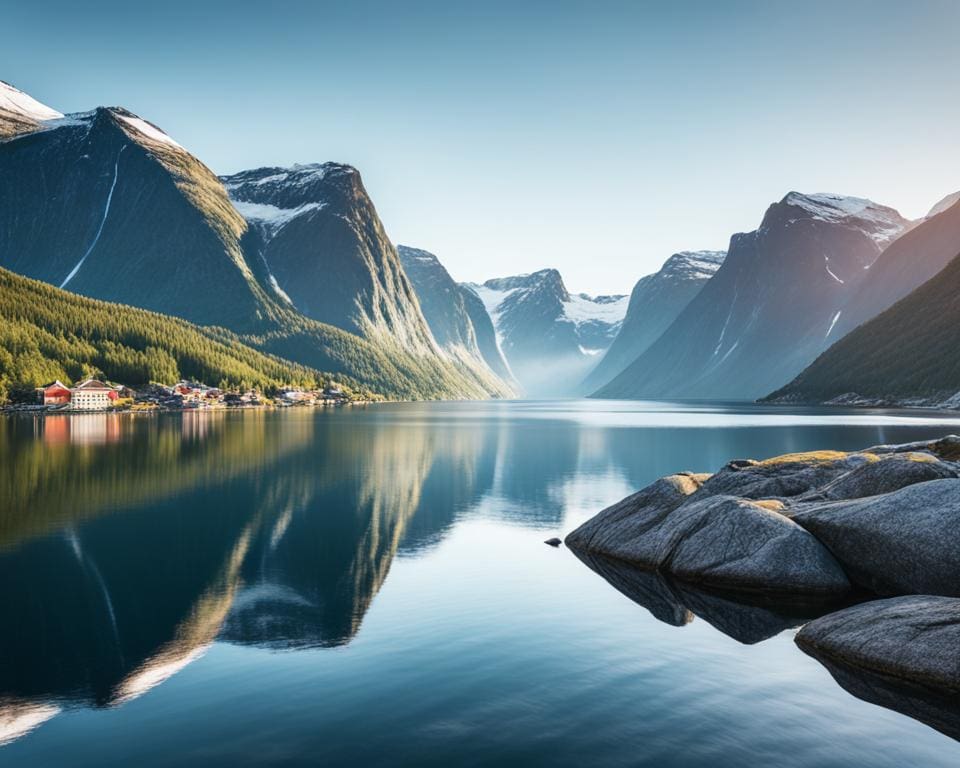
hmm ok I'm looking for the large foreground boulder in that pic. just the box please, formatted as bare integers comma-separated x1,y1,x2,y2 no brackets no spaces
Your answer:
793,479,960,596
797,596,960,740
566,487,850,596
568,437,960,599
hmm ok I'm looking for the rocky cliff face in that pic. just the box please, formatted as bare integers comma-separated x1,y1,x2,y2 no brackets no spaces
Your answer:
583,251,724,394
464,269,627,396
594,193,910,401
397,246,516,396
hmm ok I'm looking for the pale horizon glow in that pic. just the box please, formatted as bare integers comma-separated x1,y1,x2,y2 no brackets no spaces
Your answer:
4,0,960,294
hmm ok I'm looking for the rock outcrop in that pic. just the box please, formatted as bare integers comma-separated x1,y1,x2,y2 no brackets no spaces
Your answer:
566,473,851,596
567,437,960,599
796,596,960,740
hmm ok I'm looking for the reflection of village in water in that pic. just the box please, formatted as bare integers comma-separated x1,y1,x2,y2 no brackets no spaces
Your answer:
0,407,956,746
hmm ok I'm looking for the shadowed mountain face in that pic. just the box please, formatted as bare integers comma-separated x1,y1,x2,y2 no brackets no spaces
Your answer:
583,251,724,394
464,270,628,396
0,105,266,330
221,166,435,350
397,246,516,397
828,193,960,341
766,242,960,406
594,193,910,401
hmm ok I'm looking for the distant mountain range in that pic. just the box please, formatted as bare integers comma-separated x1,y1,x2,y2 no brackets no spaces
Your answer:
593,193,913,400
582,251,725,394
464,270,628,396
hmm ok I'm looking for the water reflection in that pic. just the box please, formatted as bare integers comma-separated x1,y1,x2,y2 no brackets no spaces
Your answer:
571,550,847,645
0,403,957,750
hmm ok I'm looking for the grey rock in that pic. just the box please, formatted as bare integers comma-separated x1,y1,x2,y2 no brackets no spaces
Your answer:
567,478,850,596
798,452,958,502
696,451,874,500
658,496,850,595
797,596,960,739
543,537,562,547
565,473,707,563
794,479,960,596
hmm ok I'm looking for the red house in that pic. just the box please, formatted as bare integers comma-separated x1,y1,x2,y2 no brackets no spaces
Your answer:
39,380,72,406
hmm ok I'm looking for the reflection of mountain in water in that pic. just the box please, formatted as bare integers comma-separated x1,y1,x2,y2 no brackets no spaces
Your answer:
222,418,501,648
0,410,510,741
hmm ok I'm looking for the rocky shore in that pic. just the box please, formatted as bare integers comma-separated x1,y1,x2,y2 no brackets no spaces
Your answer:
566,436,960,740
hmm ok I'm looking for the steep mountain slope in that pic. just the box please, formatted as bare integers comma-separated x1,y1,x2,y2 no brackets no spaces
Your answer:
0,100,268,329
830,192,960,340
766,249,960,406
582,251,724,393
397,246,515,396
221,165,429,347
0,267,341,400
0,83,493,400
464,270,628,396
594,192,910,400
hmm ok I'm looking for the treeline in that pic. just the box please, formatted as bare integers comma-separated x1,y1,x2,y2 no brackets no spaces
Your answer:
0,267,359,403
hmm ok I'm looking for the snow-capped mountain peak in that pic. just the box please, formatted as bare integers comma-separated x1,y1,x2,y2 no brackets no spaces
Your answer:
0,80,63,121
780,191,908,245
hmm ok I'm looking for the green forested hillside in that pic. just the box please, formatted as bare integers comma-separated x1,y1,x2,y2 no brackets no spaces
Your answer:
0,267,354,402
765,251,960,403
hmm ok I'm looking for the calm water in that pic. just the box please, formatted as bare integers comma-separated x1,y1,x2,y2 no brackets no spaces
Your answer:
2,400,960,767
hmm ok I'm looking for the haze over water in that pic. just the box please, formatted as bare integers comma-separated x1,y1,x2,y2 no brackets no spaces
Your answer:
2,401,960,767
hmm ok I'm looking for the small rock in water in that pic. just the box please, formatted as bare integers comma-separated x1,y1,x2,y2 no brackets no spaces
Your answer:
544,537,562,547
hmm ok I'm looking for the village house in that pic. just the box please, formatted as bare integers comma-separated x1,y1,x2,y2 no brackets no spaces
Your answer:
69,379,119,411
38,380,72,406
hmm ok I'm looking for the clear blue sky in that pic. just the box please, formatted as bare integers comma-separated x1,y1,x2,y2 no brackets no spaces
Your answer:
5,0,960,294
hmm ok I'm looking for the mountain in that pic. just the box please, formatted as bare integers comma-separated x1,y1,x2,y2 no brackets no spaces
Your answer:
0,79,64,138
827,191,960,341
464,270,628,396
397,246,516,396
0,83,493,400
0,266,338,402
765,246,960,407
593,192,911,401
581,251,724,393
221,165,437,350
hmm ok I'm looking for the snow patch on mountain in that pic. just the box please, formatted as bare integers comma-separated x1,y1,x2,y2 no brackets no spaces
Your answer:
825,310,841,338
563,293,629,324
0,80,62,121
114,113,182,149
60,144,127,288
232,200,325,231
